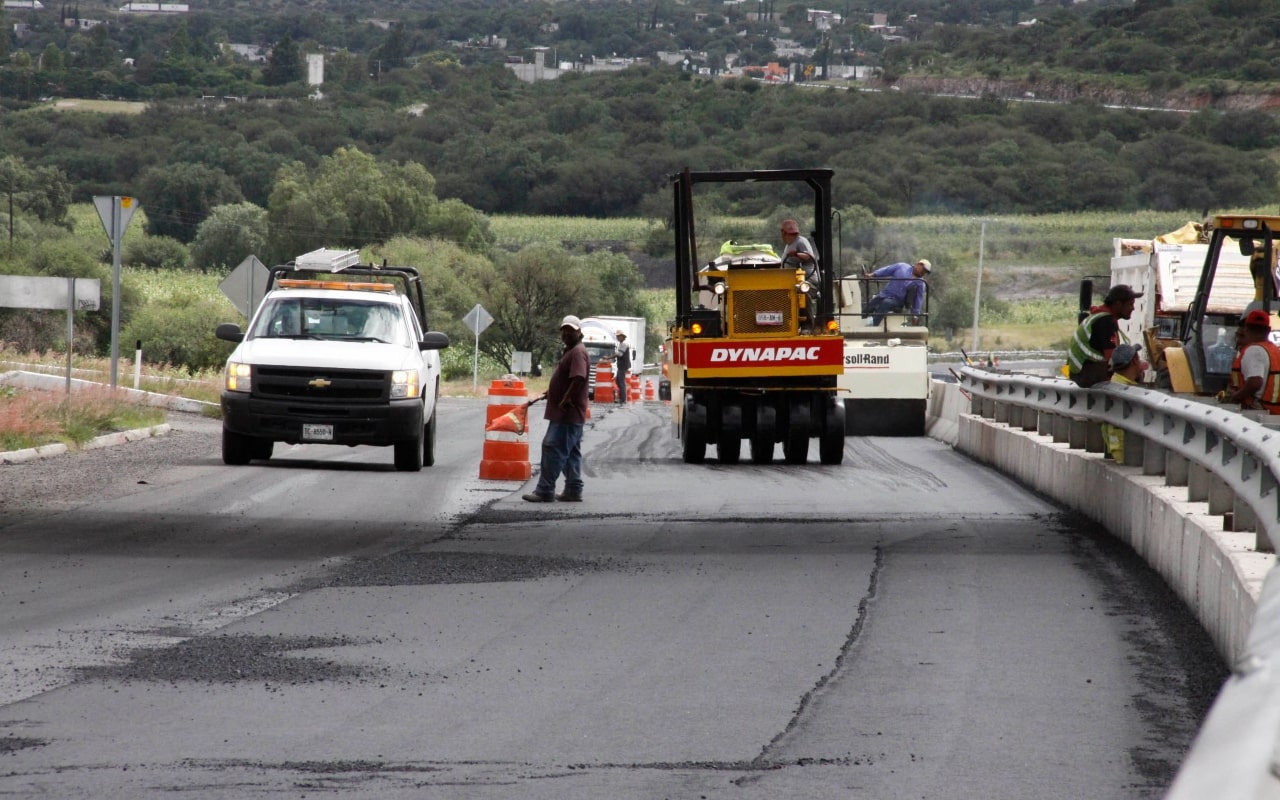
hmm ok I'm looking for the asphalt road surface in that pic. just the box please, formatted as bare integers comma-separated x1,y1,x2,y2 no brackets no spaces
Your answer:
0,394,1226,799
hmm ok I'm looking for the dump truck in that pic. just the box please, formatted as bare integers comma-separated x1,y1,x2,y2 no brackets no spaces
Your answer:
1168,214,1280,395
578,318,618,400
1084,219,1260,392
584,315,646,377
665,167,846,465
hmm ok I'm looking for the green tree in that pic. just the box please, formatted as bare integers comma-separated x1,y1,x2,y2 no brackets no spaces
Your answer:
591,250,647,318
190,202,269,271
0,157,29,248
372,22,409,71
425,198,495,253
22,165,72,225
262,34,303,86
121,290,237,372
82,24,116,70
265,146,441,262
368,235,490,372
469,243,604,373
124,235,191,270
39,43,66,71
138,162,244,243
0,156,71,228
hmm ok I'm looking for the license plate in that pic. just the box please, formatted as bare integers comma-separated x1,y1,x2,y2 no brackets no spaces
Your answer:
302,424,334,441
756,311,784,326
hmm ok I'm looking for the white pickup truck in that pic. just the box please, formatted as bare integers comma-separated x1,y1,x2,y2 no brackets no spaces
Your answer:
214,249,451,471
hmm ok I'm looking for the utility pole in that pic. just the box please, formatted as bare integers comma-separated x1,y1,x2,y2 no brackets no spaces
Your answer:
971,219,987,352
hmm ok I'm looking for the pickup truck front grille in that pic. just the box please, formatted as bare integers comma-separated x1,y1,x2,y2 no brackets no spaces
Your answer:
252,366,388,402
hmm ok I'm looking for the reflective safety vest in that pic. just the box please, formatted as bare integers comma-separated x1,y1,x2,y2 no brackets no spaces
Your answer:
1257,340,1280,412
1067,311,1125,375
1233,341,1280,412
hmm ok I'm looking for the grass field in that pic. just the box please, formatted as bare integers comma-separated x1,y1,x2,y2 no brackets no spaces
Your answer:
50,98,148,114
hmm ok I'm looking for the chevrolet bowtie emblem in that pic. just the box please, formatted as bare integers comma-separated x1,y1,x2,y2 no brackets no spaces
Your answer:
309,378,332,389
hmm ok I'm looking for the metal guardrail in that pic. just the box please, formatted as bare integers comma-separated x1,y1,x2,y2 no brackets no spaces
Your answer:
957,365,1280,553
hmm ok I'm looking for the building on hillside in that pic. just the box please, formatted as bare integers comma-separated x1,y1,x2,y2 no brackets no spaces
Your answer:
118,2,188,12
452,34,507,51
506,51,640,83
507,62,562,83
828,64,878,80
773,39,814,59
64,17,104,29
3,0,44,9
741,62,789,82
656,50,709,69
807,10,841,29
222,43,268,63
306,53,324,86
694,12,729,24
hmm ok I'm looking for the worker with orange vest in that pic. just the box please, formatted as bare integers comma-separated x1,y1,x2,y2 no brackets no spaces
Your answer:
1224,309,1280,412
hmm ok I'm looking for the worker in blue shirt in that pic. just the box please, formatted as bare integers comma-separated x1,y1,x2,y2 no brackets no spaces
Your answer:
863,258,931,325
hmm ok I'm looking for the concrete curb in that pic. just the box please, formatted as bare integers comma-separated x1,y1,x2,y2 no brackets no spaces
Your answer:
0,424,174,464
0,369,205,465
0,370,218,415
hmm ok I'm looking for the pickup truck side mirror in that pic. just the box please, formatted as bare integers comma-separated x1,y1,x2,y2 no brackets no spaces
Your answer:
215,323,244,343
420,331,451,351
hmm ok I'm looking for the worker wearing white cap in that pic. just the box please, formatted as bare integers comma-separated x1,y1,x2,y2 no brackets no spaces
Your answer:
523,315,590,503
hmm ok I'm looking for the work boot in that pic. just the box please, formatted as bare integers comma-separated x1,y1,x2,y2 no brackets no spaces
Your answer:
555,492,583,502
522,492,554,503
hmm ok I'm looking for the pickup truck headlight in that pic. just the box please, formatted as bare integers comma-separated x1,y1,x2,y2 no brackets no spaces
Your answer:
225,361,251,392
391,370,420,399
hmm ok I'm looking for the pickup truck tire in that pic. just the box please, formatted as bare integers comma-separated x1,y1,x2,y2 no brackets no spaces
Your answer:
422,406,437,468
222,428,252,465
394,418,425,472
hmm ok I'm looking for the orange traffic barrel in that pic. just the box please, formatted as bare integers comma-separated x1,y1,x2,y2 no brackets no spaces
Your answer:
485,376,527,427
479,377,532,481
593,360,616,403
643,378,656,402
627,373,641,402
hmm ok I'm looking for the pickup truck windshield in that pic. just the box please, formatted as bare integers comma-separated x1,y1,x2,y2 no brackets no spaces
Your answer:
250,298,410,345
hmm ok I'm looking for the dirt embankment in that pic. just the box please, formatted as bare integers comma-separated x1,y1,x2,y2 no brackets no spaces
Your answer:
878,76,1280,113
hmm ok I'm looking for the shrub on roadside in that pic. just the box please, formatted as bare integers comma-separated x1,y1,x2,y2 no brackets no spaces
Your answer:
120,291,236,373
125,235,191,270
